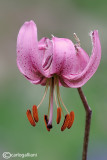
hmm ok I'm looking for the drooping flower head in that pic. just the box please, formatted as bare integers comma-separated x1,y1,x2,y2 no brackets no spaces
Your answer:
17,20,101,131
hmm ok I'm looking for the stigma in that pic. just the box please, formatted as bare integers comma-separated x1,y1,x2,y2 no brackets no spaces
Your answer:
26,75,75,132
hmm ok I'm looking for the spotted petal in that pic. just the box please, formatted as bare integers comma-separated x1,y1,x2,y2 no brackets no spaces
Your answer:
62,30,101,88
17,20,44,84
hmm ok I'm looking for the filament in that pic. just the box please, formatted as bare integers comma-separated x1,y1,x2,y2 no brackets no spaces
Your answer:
48,79,52,116
56,78,69,114
54,76,65,117
55,76,61,108
54,89,58,108
54,77,58,108
55,76,65,117
37,80,49,109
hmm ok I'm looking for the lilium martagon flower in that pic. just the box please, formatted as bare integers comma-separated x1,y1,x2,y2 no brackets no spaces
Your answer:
16,20,101,133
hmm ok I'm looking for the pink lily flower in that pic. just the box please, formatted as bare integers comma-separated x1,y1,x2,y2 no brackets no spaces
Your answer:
17,20,101,131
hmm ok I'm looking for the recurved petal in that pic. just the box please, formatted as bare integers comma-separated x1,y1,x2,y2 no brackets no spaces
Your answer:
61,43,90,76
17,20,43,84
62,30,101,88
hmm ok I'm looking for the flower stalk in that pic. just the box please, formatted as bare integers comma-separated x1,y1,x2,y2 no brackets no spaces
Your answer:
77,87,92,160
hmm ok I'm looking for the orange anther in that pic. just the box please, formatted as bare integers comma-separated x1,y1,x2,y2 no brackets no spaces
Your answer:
32,105,39,122
56,107,61,124
67,111,75,129
44,115,50,132
26,110,36,127
61,114,70,131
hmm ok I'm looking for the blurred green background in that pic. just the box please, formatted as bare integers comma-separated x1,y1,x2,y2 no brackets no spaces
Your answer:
0,0,107,160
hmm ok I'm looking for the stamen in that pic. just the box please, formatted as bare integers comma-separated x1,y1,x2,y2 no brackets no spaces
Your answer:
59,93,69,114
54,89,58,108
56,77,69,114
61,114,70,131
56,80,61,108
48,79,52,117
67,111,75,129
26,110,36,127
56,107,62,124
44,115,50,132
54,75,61,108
54,76,65,118
54,77,58,109
37,81,49,109
32,105,39,122
73,33,80,47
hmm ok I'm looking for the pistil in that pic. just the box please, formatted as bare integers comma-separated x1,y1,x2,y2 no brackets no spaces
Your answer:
47,78,54,129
